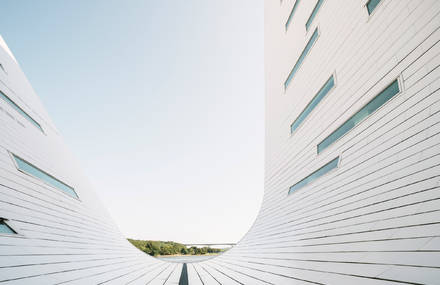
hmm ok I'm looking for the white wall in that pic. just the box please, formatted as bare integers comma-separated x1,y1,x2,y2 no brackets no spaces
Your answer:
0,0,439,284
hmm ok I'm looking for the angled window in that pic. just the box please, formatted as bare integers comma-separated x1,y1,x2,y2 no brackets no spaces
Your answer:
0,218,17,234
285,0,300,30
366,0,382,15
305,0,324,31
291,74,335,133
289,156,339,194
0,90,43,132
11,154,78,199
318,79,400,153
284,28,319,89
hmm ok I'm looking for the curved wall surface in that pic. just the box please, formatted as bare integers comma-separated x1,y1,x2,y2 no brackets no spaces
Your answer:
1,0,440,284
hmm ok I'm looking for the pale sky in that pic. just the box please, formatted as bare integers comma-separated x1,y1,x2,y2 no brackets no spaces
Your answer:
0,0,264,244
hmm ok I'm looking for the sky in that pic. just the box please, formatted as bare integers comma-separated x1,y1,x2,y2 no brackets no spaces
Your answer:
0,0,264,244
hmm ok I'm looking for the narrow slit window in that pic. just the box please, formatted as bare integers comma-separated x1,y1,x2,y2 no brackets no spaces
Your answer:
12,154,78,199
318,79,400,153
291,74,335,133
0,219,16,234
285,0,300,30
0,90,43,132
305,0,324,31
366,0,382,15
284,28,319,89
289,156,339,194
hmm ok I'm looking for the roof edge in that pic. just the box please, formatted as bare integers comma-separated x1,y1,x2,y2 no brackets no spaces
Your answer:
0,35,17,63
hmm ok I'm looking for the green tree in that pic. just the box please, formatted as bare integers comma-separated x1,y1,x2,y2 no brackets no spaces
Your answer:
128,239,226,256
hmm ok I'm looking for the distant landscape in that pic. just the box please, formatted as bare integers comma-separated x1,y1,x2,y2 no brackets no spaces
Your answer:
128,239,227,257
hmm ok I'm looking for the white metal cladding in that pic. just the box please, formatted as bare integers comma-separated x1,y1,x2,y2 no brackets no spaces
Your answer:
0,0,440,283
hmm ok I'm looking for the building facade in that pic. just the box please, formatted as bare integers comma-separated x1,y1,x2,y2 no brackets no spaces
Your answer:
0,0,439,284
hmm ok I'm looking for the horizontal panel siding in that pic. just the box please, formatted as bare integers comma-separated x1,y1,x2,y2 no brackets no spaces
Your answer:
0,0,439,284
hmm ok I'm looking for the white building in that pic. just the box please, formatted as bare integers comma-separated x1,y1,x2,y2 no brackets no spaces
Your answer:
0,0,439,284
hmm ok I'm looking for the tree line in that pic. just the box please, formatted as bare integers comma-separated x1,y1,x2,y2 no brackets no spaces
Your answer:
128,239,225,256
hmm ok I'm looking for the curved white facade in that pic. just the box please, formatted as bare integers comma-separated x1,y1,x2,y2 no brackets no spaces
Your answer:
1,0,440,284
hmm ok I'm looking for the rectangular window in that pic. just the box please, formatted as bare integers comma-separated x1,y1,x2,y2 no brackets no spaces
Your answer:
0,219,16,234
366,0,382,15
285,0,300,30
318,79,400,153
291,74,335,133
0,90,43,132
289,156,339,194
305,0,324,31
12,154,78,199
284,28,319,89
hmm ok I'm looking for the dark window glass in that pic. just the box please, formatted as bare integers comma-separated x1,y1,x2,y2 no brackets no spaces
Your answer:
291,75,335,133
367,0,382,14
289,156,339,194
12,154,78,199
318,79,400,153
0,90,43,132
284,28,318,89
305,0,324,30
0,219,16,234
285,0,300,30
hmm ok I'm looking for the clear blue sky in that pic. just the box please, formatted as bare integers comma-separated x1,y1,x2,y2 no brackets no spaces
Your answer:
0,0,264,244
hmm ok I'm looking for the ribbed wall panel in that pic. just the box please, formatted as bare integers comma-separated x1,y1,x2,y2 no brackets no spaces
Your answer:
0,0,439,284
